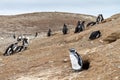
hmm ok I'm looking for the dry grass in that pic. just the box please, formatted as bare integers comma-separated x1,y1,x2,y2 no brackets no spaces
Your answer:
0,12,120,80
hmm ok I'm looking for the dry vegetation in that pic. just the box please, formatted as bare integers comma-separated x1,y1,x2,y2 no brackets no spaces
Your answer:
0,12,120,80
0,12,96,34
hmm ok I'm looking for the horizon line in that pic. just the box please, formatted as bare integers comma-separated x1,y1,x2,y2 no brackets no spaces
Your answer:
0,11,118,18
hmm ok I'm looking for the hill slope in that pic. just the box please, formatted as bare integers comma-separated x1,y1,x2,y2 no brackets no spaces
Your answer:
0,12,96,34
0,12,120,80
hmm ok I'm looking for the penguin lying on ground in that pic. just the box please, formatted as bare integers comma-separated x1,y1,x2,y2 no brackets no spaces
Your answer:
3,43,18,56
89,30,101,40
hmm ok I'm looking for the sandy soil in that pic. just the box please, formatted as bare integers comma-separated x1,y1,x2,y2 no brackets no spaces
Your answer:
0,12,120,80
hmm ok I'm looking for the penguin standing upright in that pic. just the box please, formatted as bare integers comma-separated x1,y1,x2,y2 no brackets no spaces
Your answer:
69,48,83,71
62,24,68,35
47,29,52,37
96,14,104,24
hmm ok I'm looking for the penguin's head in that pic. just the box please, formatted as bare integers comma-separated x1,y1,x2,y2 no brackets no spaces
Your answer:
69,48,76,53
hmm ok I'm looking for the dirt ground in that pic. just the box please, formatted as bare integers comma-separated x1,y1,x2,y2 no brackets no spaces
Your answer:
0,12,120,80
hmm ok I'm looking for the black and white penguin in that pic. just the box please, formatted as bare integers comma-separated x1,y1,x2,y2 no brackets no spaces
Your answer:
15,46,24,52
69,48,83,71
3,43,18,56
74,21,81,33
74,21,85,33
96,14,104,24
13,33,16,39
35,32,38,37
86,21,96,27
89,30,101,40
62,24,68,35
47,29,52,37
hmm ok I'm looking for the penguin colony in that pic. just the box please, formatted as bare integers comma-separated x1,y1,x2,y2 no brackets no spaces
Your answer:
3,14,104,72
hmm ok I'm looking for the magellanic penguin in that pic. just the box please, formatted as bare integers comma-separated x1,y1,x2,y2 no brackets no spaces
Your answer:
69,48,83,71
89,30,101,40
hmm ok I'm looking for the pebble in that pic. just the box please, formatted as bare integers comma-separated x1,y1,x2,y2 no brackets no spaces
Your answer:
115,76,119,79
0,58,2,61
48,60,54,63
118,66,120,68
63,59,68,62
0,63,5,67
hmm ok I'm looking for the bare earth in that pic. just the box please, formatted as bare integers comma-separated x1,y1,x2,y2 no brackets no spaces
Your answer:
0,12,120,80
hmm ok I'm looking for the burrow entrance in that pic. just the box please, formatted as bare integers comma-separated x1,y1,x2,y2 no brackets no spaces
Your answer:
82,60,90,70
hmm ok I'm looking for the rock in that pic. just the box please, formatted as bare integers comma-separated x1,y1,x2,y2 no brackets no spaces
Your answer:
0,63,4,67
63,59,68,63
48,60,54,63
118,66,120,68
115,76,119,79
0,58,2,61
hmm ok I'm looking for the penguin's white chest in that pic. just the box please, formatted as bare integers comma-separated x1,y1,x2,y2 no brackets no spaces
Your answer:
70,54,81,70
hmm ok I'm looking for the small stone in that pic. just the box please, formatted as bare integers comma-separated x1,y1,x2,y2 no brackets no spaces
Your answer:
0,63,5,67
63,59,68,62
115,76,119,79
118,66,120,68
99,40,103,43
0,58,2,61
49,60,54,63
